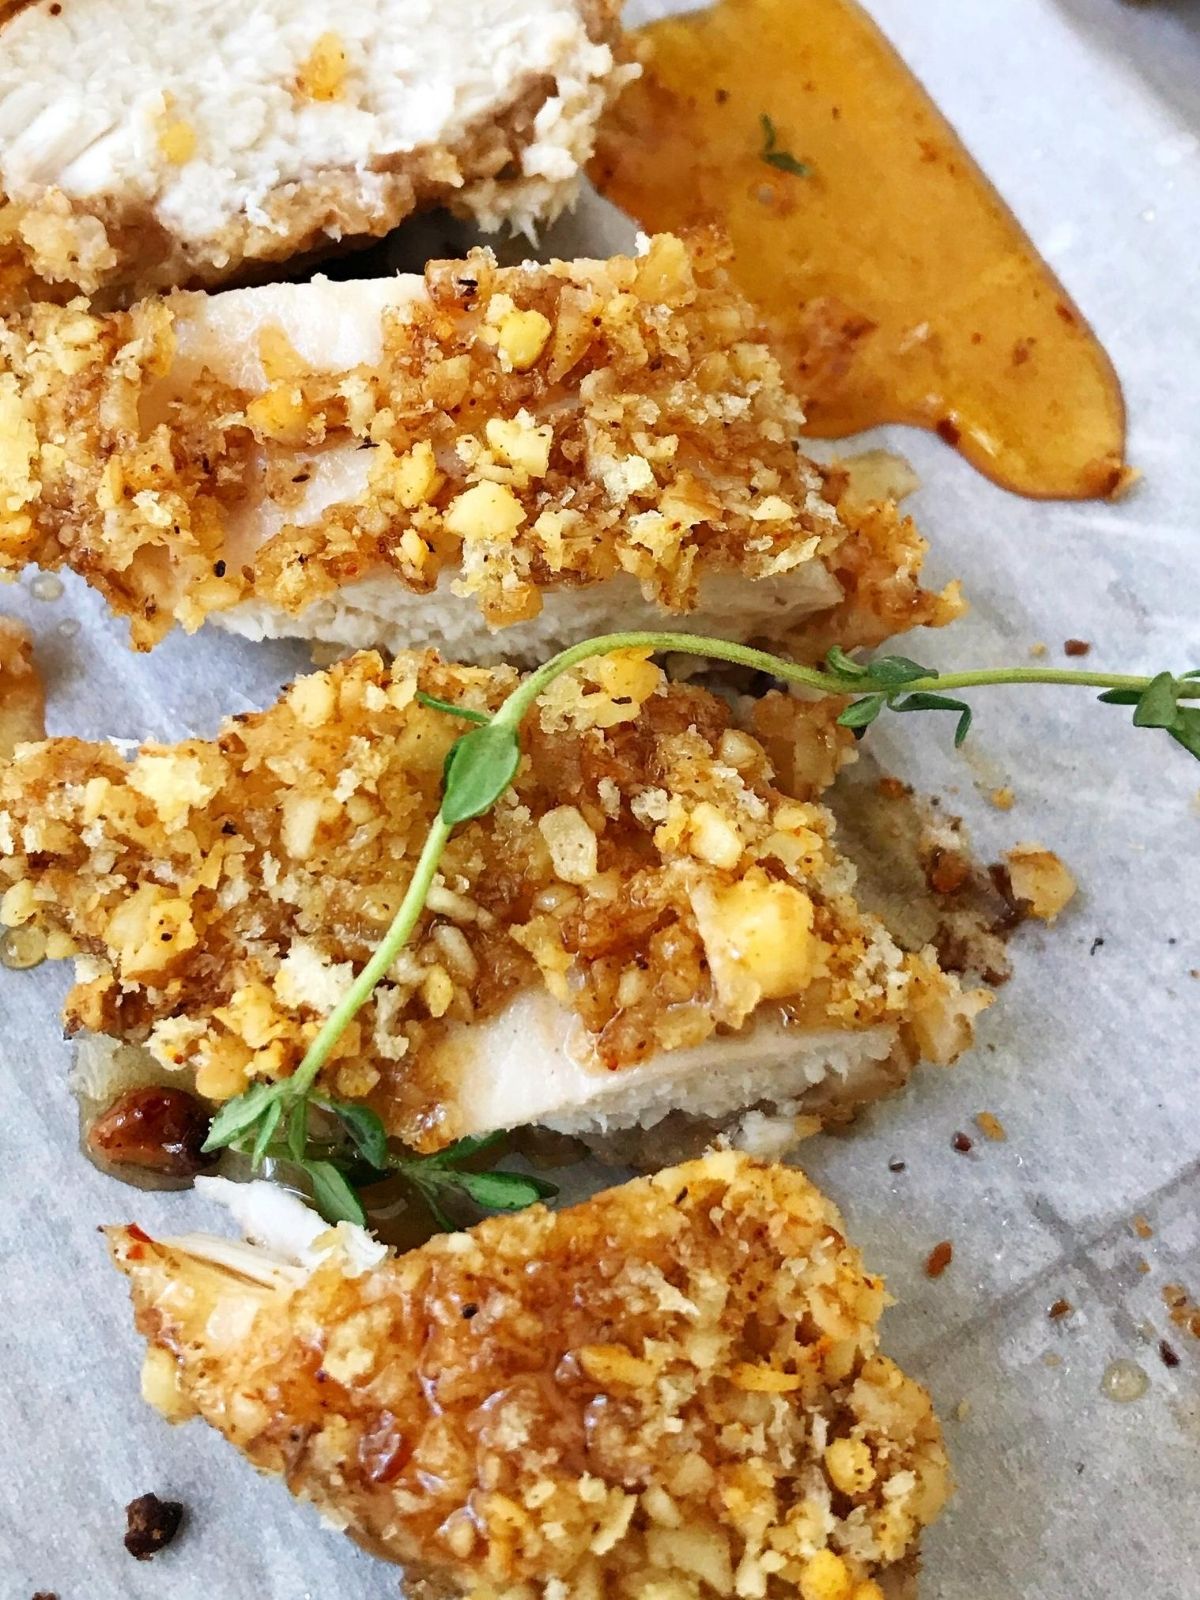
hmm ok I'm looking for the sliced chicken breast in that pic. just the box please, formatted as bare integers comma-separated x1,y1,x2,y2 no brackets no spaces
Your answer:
110,1151,950,1598
0,648,986,1156
0,233,961,660
0,0,624,307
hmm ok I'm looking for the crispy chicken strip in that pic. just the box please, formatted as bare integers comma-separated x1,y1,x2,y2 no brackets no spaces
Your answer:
0,233,961,660
0,648,986,1155
0,0,624,308
110,1152,950,1598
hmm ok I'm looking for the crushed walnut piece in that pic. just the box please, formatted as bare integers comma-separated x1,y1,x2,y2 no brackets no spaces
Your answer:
1003,843,1077,924
0,233,961,654
110,1151,950,1598
0,648,984,1149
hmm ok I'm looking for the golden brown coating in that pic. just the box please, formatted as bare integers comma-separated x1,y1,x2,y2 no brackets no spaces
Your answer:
110,1151,951,1597
0,233,961,652
0,648,982,1148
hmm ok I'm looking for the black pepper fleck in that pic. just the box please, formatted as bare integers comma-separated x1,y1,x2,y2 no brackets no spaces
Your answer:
888,1158,906,1173
1160,1339,1181,1369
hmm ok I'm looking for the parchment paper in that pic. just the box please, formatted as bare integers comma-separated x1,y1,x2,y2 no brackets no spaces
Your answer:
2,2,1198,1595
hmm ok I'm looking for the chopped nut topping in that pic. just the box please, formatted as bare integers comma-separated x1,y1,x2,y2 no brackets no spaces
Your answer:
0,235,959,654
1003,843,1077,924
0,649,982,1149
110,1152,950,1596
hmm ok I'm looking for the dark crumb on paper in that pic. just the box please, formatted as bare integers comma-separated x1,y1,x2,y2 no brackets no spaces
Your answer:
1048,1298,1073,1321
951,1131,973,1153
1160,1340,1181,1369
124,1493,184,1561
925,1241,953,1278
888,1158,906,1173
32,1592,58,1599
1063,639,1091,657
1090,936,1106,956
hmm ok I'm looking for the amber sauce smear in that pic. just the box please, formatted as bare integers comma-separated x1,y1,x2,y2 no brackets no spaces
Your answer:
592,0,1128,499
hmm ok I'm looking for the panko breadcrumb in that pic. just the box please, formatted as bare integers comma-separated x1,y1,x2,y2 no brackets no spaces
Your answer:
0,233,961,661
110,1151,951,1597
0,648,986,1151
0,0,624,308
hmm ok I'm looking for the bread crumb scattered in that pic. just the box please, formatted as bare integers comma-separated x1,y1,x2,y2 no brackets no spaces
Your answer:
974,1111,1007,1142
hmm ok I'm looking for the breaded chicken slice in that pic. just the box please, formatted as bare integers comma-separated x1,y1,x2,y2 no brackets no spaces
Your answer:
110,1152,951,1598
0,649,986,1156
0,234,961,661
0,0,624,308
0,616,44,758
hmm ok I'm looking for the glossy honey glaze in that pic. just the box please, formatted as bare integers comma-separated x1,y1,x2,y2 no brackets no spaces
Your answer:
592,0,1128,500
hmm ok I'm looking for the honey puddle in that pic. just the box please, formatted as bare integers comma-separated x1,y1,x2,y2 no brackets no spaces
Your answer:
593,0,1128,500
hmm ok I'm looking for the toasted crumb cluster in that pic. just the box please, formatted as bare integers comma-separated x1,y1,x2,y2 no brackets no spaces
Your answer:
0,0,623,309
0,648,978,1147
0,615,44,758
0,232,960,651
111,1152,951,1597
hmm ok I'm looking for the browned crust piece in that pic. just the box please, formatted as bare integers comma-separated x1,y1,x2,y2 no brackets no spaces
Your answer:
0,0,624,310
0,648,981,1148
110,1151,951,1597
0,232,962,652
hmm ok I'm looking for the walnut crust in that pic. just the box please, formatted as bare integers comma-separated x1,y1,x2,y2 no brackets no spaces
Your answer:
0,0,624,310
0,232,961,652
0,615,44,758
0,648,982,1148
110,1151,950,1597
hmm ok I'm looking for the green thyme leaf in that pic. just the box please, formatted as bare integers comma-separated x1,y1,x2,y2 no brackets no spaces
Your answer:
1169,706,1200,761
759,114,809,176
202,1080,280,1153
890,691,973,746
303,1160,367,1227
440,723,522,825
415,690,492,725
867,655,936,688
286,1096,309,1164
453,1170,559,1212
1097,688,1142,705
1132,671,1179,729
408,1177,455,1233
250,1098,283,1170
824,645,868,679
318,1099,389,1170
430,1131,507,1169
837,693,886,732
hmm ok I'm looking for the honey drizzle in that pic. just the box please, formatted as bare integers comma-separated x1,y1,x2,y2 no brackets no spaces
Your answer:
593,0,1128,500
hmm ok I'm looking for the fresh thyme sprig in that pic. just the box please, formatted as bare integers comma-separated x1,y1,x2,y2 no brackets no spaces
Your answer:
204,631,1200,1226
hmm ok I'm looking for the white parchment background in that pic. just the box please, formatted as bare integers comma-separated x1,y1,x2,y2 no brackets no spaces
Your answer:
1,1,1198,1595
